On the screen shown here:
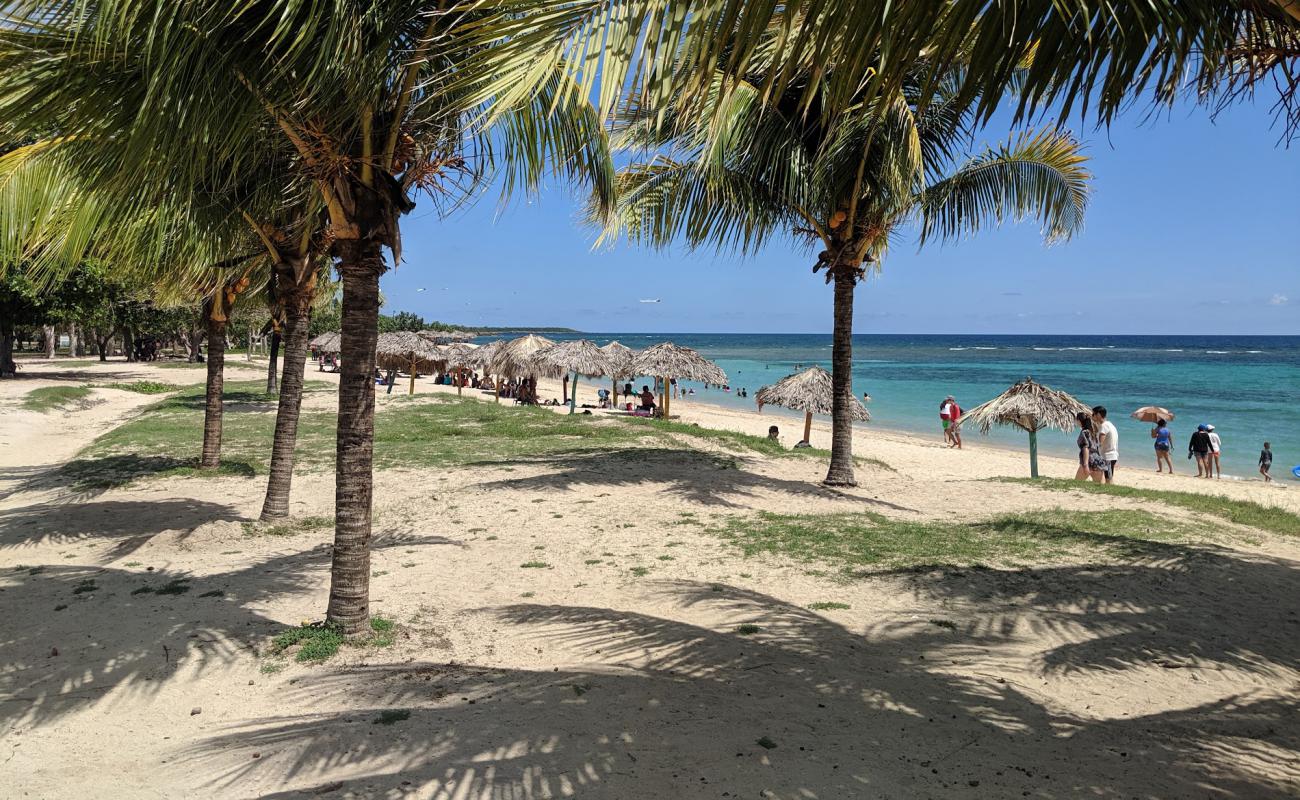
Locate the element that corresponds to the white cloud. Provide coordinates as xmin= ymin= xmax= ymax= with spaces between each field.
xmin=1269 ymin=294 xmax=1289 ymax=306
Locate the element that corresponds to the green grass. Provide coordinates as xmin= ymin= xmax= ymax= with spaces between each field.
xmin=708 ymin=508 xmax=1206 ymax=574
xmin=72 ymin=579 xmax=97 ymax=594
xmin=268 ymin=616 xmax=397 ymax=664
xmin=629 ymin=566 xmax=650 ymax=577
xmin=242 ymin=516 xmax=333 ymax=538
xmin=133 ymin=579 xmax=191 ymax=596
xmin=520 ymin=561 xmax=550 ymax=569
xmin=66 ymin=384 xmax=893 ymax=493
xmin=808 ymin=601 xmax=851 ymax=611
xmin=100 ymin=380 xmax=180 ymax=395
xmin=998 ymin=477 xmax=1300 ymax=538
xmin=373 ymin=709 xmax=411 ymax=725
xmin=23 ymin=385 xmax=93 ymax=412
xmin=735 ymin=624 xmax=762 ymax=635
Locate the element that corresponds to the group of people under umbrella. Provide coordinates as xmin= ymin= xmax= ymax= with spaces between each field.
xmin=309 ymin=330 xmax=1182 ymax=478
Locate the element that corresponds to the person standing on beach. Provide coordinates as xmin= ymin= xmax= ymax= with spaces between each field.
xmin=1152 ymin=418 xmax=1174 ymax=473
xmin=1093 ymin=406 xmax=1118 ymax=483
xmin=949 ymin=396 xmax=963 ymax=449
xmin=1259 ymin=442 xmax=1272 ymax=481
xmin=1206 ymin=424 xmax=1222 ymax=479
xmin=1076 ymin=412 xmax=1107 ymax=483
xmin=1189 ymin=424 xmax=1213 ymax=478
xmin=939 ymin=398 xmax=954 ymax=445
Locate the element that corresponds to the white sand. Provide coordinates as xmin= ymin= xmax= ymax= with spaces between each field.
xmin=2 ymin=356 xmax=1297 ymax=799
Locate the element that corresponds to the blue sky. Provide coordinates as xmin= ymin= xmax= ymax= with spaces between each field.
xmin=385 ymin=98 xmax=1298 ymax=335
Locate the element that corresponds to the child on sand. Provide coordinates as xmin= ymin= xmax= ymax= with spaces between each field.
xmin=1259 ymin=442 xmax=1272 ymax=482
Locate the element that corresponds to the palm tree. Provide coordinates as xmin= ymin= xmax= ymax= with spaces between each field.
xmin=0 ymin=1 xmax=612 ymax=635
xmin=599 ymin=57 xmax=1090 ymax=486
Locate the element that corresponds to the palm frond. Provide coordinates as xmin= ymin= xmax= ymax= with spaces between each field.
xmin=918 ymin=128 xmax=1091 ymax=246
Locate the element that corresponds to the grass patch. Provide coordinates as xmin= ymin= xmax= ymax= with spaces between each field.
xmin=54 ymin=604 xmax=68 ymax=611
xmin=520 ymin=561 xmax=550 ymax=569
xmin=23 ymin=385 xmax=92 ymax=412
xmin=71 ymin=580 xmax=97 ymax=594
xmin=584 ymin=559 xmax=603 ymax=565
xmin=629 ymin=566 xmax=650 ymax=577
xmin=199 ymin=589 xmax=225 ymax=598
xmin=260 ymin=660 xmax=286 ymax=675
xmin=657 ymin=555 xmax=675 ymax=561
xmin=373 ymin=709 xmax=411 ymax=725
xmin=735 ymin=624 xmax=762 ymax=635
xmin=123 ymin=561 xmax=142 ymax=567
xmin=708 ymin=508 xmax=1204 ymax=573
xmin=808 ymin=601 xmax=851 ymax=611
xmin=270 ymin=623 xmax=346 ymax=663
xmin=269 ymin=616 xmax=397 ymax=664
xmin=999 ymin=477 xmax=1300 ymax=538
xmin=243 ymin=515 xmax=332 ymax=538
xmin=101 ymin=380 xmax=180 ymax=395
xmin=756 ymin=736 xmax=778 ymax=749
xmin=929 ymin=619 xmax=957 ymax=630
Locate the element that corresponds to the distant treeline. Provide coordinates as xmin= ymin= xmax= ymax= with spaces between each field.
xmin=309 ymin=307 xmax=575 ymax=337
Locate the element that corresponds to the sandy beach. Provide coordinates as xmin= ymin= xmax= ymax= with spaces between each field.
xmin=2 ymin=356 xmax=1298 ymax=799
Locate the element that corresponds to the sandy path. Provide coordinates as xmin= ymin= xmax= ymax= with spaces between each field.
xmin=1 ymin=356 xmax=1297 ymax=799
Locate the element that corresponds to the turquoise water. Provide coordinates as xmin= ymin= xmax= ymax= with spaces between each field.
xmin=484 ymin=333 xmax=1300 ymax=479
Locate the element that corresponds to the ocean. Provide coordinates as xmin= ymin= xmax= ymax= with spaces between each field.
xmin=491 ymin=333 xmax=1300 ymax=480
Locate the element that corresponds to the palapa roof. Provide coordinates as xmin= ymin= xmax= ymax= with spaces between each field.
xmin=755 ymin=366 xmax=870 ymax=421
xmin=468 ymin=339 xmax=501 ymax=369
xmin=531 ymin=339 xmax=611 ymax=378
xmin=439 ymin=342 xmax=478 ymax=368
xmin=418 ymin=329 xmax=477 ymax=345
xmin=309 ymin=331 xmax=341 ymax=352
xmin=631 ymin=342 xmax=727 ymax=384
xmin=375 ymin=331 xmax=445 ymax=372
xmin=489 ymin=334 xmax=556 ymax=378
xmin=959 ymin=377 xmax=1090 ymax=434
xmin=600 ymin=341 xmax=637 ymax=378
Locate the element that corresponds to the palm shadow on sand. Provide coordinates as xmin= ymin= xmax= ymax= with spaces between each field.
xmin=0 ymin=531 xmax=462 ymax=735
xmin=473 ymin=447 xmax=915 ymax=512
xmin=179 ymin=542 xmax=1299 ymax=799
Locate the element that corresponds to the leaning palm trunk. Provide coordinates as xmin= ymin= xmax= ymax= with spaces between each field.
xmin=328 ymin=241 xmax=383 ymax=635
xmin=199 ymin=311 xmax=226 ymax=469
xmin=259 ymin=278 xmax=312 ymax=521
xmin=824 ymin=268 xmax=857 ymax=486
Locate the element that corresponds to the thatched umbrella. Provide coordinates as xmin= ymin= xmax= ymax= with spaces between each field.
xmin=309 ymin=331 xmax=340 ymax=353
xmin=756 ymin=366 xmax=870 ymax=446
xmin=488 ymin=334 xmax=555 ymax=403
xmin=375 ymin=331 xmax=445 ymax=395
xmin=531 ymin=339 xmax=610 ymax=414
xmin=631 ymin=342 xmax=727 ymax=418
xmin=958 ymin=377 xmax=1091 ymax=478
xmin=601 ymin=341 xmax=636 ymax=406
xmin=418 ymin=329 xmax=477 ymax=345
xmin=439 ymin=342 xmax=478 ymax=396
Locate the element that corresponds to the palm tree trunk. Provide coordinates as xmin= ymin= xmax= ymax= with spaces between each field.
xmin=43 ymin=325 xmax=55 ymax=358
xmin=69 ymin=322 xmax=81 ymax=356
xmin=123 ymin=326 xmax=136 ymax=363
xmin=327 ymin=240 xmax=383 ymax=635
xmin=824 ymin=269 xmax=857 ymax=486
xmin=266 ymin=330 xmax=281 ymax=394
xmin=199 ymin=312 xmax=226 ymax=468
xmin=259 ymin=292 xmax=311 ymax=520
xmin=0 ymin=317 xmax=16 ymax=377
